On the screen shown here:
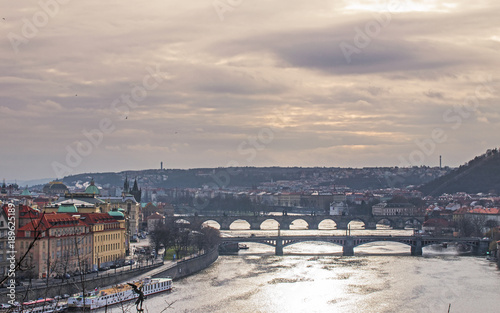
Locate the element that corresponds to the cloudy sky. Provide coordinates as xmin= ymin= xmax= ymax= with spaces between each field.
xmin=1 ymin=0 xmax=499 ymax=181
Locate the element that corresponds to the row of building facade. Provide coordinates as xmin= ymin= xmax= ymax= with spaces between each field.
xmin=1 ymin=203 xmax=126 ymax=279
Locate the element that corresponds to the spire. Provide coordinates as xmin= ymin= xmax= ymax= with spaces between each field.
xmin=130 ymin=178 xmax=141 ymax=202
xmin=123 ymin=176 xmax=130 ymax=193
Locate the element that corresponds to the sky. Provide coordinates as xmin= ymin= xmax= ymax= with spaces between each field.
xmin=1 ymin=0 xmax=499 ymax=181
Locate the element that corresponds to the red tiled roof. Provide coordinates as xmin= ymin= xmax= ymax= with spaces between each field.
xmin=78 ymin=213 xmax=119 ymax=224
xmin=18 ymin=212 xmax=85 ymax=232
xmin=423 ymin=218 xmax=451 ymax=227
xmin=468 ymin=207 xmax=500 ymax=214
xmin=454 ymin=207 xmax=500 ymax=215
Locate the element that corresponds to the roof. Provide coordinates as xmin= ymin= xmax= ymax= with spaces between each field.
xmin=78 ymin=213 xmax=122 ymax=226
xmin=146 ymin=212 xmax=164 ymax=220
xmin=56 ymin=195 xmax=105 ymax=205
xmin=18 ymin=213 xmax=86 ymax=232
xmin=468 ymin=207 xmax=500 ymax=215
xmin=85 ymin=185 xmax=100 ymax=195
xmin=423 ymin=218 xmax=451 ymax=227
xmin=108 ymin=210 xmax=125 ymax=219
xmin=57 ymin=203 xmax=78 ymax=213
xmin=99 ymin=195 xmax=138 ymax=204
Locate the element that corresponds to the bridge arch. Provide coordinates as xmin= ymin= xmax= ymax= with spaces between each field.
xmin=347 ymin=219 xmax=366 ymax=229
xmin=353 ymin=240 xmax=413 ymax=254
xmin=261 ymin=218 xmax=280 ymax=230
xmin=404 ymin=218 xmax=422 ymax=229
xmin=201 ymin=220 xmax=221 ymax=229
xmin=318 ymin=219 xmax=337 ymax=230
xmin=375 ymin=218 xmax=394 ymax=229
xmin=289 ymin=218 xmax=309 ymax=230
xmin=229 ymin=219 xmax=251 ymax=230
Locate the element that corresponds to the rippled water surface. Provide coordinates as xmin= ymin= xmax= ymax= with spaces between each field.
xmin=97 ymin=236 xmax=500 ymax=313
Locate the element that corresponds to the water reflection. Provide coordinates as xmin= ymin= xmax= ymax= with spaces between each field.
xmin=95 ymin=219 xmax=500 ymax=313
xmin=102 ymin=253 xmax=500 ymax=313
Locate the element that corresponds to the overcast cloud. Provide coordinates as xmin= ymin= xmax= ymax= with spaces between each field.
xmin=1 ymin=0 xmax=499 ymax=180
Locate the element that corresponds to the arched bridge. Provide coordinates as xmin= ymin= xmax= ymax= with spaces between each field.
xmin=171 ymin=214 xmax=425 ymax=230
xmin=220 ymin=235 xmax=490 ymax=256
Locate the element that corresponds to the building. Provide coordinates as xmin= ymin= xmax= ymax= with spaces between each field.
xmin=42 ymin=181 xmax=69 ymax=195
xmin=142 ymin=202 xmax=159 ymax=220
xmin=79 ymin=213 xmax=126 ymax=270
xmin=99 ymin=194 xmax=142 ymax=254
xmin=53 ymin=193 xmax=107 ymax=213
xmin=422 ymin=218 xmax=454 ymax=235
xmin=330 ymin=201 xmax=349 ymax=215
xmin=16 ymin=213 xmax=92 ymax=279
xmin=84 ymin=178 xmax=100 ymax=195
xmin=44 ymin=198 xmax=100 ymax=214
xmin=0 ymin=205 xmax=10 ymax=279
xmin=273 ymin=193 xmax=301 ymax=207
xmin=146 ymin=212 xmax=165 ymax=232
xmin=372 ymin=202 xmax=417 ymax=216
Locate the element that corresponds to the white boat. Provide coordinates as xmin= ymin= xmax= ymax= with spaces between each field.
xmin=67 ymin=277 xmax=172 ymax=310
xmin=16 ymin=298 xmax=67 ymax=313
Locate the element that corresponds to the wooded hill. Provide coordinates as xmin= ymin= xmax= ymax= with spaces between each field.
xmin=419 ymin=148 xmax=500 ymax=196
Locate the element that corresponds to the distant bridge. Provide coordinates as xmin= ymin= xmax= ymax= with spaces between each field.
xmin=220 ymin=235 xmax=490 ymax=256
xmin=171 ymin=214 xmax=425 ymax=230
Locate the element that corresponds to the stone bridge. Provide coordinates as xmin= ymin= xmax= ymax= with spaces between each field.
xmin=171 ymin=214 xmax=425 ymax=230
xmin=220 ymin=235 xmax=490 ymax=256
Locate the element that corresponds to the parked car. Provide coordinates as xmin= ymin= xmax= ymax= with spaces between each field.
xmin=0 ymin=303 xmax=12 ymax=309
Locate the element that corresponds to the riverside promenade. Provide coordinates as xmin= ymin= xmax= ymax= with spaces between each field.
xmin=1 ymin=249 xmax=219 ymax=303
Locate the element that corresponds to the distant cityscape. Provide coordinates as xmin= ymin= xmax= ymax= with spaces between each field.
xmin=2 ymin=149 xmax=500 ymax=282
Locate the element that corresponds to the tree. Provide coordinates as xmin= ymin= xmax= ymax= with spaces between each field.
xmin=456 ymin=215 xmax=487 ymax=237
xmin=199 ymin=226 xmax=221 ymax=250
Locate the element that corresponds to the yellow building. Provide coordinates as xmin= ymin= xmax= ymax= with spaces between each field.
xmin=99 ymin=195 xmax=142 ymax=254
xmin=79 ymin=213 xmax=126 ymax=269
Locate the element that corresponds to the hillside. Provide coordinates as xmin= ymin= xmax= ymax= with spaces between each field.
xmin=59 ymin=166 xmax=449 ymax=191
xmin=419 ymin=148 xmax=500 ymax=196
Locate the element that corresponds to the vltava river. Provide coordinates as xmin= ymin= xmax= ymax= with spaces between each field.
xmin=101 ymin=245 xmax=500 ymax=313
xmin=99 ymin=221 xmax=500 ymax=313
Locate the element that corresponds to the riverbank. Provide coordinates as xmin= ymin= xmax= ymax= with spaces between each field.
xmin=1 ymin=248 xmax=219 ymax=305
xmin=0 ymin=262 xmax=164 ymax=303
xmin=149 ymin=248 xmax=219 ymax=281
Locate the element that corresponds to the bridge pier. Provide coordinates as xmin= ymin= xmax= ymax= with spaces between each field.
xmin=336 ymin=221 xmax=348 ymax=230
xmin=308 ymin=222 xmax=319 ymax=230
xmin=279 ymin=223 xmax=290 ymax=230
xmin=343 ymin=237 xmax=354 ymax=256
xmin=473 ymin=239 xmax=490 ymax=256
xmin=220 ymin=222 xmax=231 ymax=231
xmin=411 ymin=238 xmax=422 ymax=256
xmin=275 ymin=238 xmax=283 ymax=256
xmin=250 ymin=222 xmax=261 ymax=230
xmin=365 ymin=222 xmax=377 ymax=230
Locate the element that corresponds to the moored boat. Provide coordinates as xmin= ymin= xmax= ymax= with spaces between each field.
xmin=16 ymin=298 xmax=67 ymax=313
xmin=67 ymin=277 xmax=172 ymax=310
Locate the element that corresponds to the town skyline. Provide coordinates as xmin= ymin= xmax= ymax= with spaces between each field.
xmin=2 ymin=1 xmax=499 ymax=181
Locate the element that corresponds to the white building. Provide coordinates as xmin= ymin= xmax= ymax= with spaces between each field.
xmin=330 ymin=201 xmax=348 ymax=215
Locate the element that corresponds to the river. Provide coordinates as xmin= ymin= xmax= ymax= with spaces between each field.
xmin=97 ymin=221 xmax=500 ymax=313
